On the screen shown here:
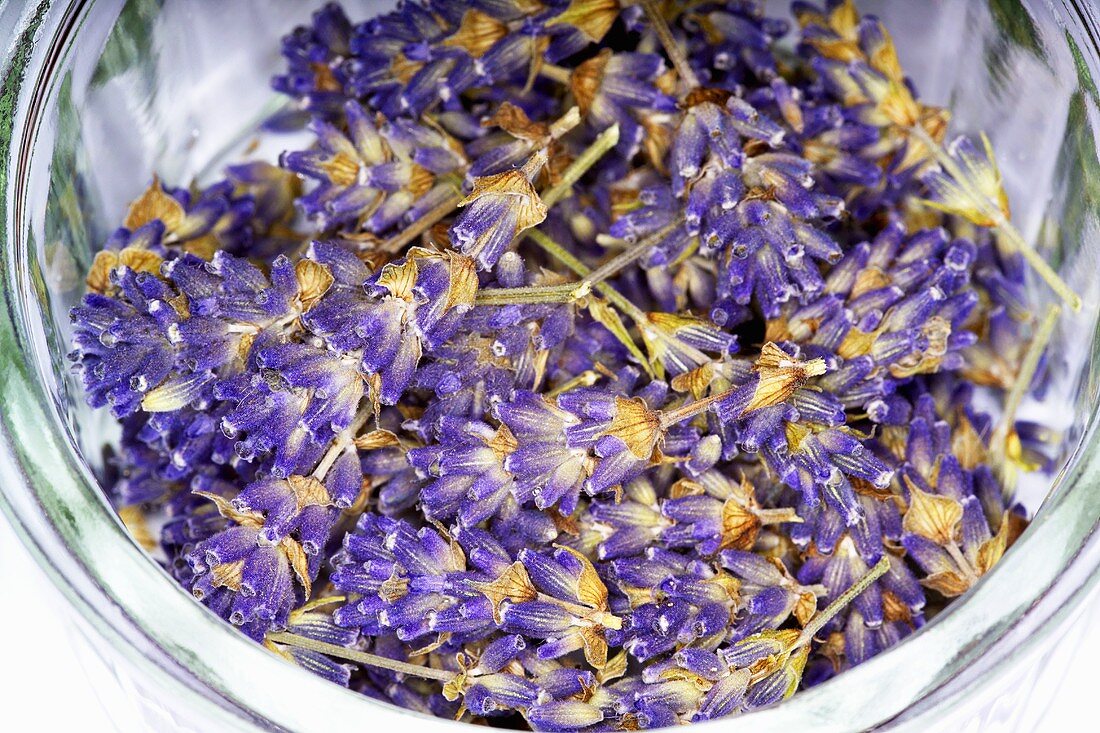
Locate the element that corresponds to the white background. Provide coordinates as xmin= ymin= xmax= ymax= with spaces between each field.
xmin=0 ymin=522 xmax=1095 ymax=731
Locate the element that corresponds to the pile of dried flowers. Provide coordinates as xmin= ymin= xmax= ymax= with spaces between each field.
xmin=69 ymin=1 xmax=1072 ymax=728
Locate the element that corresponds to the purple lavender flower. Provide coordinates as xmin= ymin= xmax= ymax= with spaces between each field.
xmin=495 ymin=374 xmax=672 ymax=515
xmin=409 ymin=419 xmax=517 ymax=525
xmin=70 ymin=250 xmax=299 ymax=419
xmin=301 ymin=245 xmax=479 ymax=404
xmin=281 ymin=100 xmax=465 ymax=232
xmin=72 ymin=0 xmax=1052 ymax=723
xmin=187 ymin=449 xmax=364 ymax=636
xmin=451 ymin=150 xmax=549 ymax=269
xmin=606 ymin=548 xmax=739 ymax=660
xmin=331 ymin=515 xmax=623 ymax=668
xmin=570 ymin=51 xmax=678 ymax=159
xmin=271 ymin=2 xmax=356 ymax=122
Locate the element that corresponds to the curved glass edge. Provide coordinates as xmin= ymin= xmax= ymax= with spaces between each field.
xmin=0 ymin=3 xmax=1097 ymax=733
xmin=0 ymin=5 xmax=271 ymax=730
xmin=883 ymin=585 xmax=1100 ymax=731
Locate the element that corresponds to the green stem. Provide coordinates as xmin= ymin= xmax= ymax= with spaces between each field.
xmin=658 ymin=384 xmax=739 ymax=428
xmin=546 ymin=370 xmax=601 ymax=398
xmin=526 ymin=228 xmax=590 ymax=278
xmin=574 ymin=220 xmax=684 ymax=298
xmin=524 ymin=229 xmax=711 ymax=366
xmin=539 ymin=63 xmax=573 ymax=85
xmin=381 ymin=192 xmax=463 ymax=253
xmin=541 ymin=124 xmax=620 ymax=208
xmin=526 ymin=229 xmax=646 ymax=320
xmin=991 ymin=302 xmax=1061 ymax=487
xmin=549 ymin=106 xmax=582 ymax=139
xmin=267 ymin=632 xmax=453 ymax=681
xmin=474 ymin=283 xmax=580 ymax=306
xmin=312 ymin=410 xmax=372 ymax=480
xmin=639 ymin=0 xmax=700 ymax=91
xmin=996 ymin=223 xmax=1081 ymax=312
xmin=797 ymin=555 xmax=890 ymax=647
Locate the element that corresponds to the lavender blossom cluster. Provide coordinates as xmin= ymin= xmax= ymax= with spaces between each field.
xmin=69 ymin=1 xmax=1065 ymax=729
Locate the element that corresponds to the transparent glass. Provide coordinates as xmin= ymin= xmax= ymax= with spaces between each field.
xmin=1 ymin=0 xmax=1099 ymax=730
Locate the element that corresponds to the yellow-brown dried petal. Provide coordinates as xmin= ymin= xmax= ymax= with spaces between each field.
xmin=485 ymin=423 xmax=519 ymax=462
xmin=571 ymin=49 xmax=610 ymax=115
xmin=850 ymin=267 xmax=892 ymax=299
xmin=976 ymin=514 xmax=1011 ymax=575
xmin=597 ymin=649 xmax=628 ymax=684
xmin=405 ymin=163 xmax=436 ymax=198
xmin=469 ymin=561 xmax=538 ymax=623
xmin=868 ymin=22 xmax=904 ymax=82
xmin=745 ymin=343 xmax=827 ymax=414
xmin=460 ymin=169 xmax=549 ymax=232
xmin=484 ymin=101 xmax=551 ymax=142
xmin=755 ymin=342 xmax=824 ymax=374
xmin=441 ymin=670 xmax=468 ymax=702
xmin=379 ymin=572 xmax=410 ymax=603
xmin=764 ymin=317 xmax=792 ymax=343
xmin=785 ymin=421 xmax=813 ymax=453
xmin=211 ymin=560 xmax=245 ymax=592
xmin=376 ymin=257 xmax=419 ymax=301
xmin=902 ymin=483 xmax=963 ymax=546
xmin=720 ymin=498 xmax=761 ymax=551
xmin=881 ymin=590 xmax=912 ymax=624
xmin=670 ymin=363 xmax=716 ymax=399
xmin=288 ymin=474 xmax=333 ymax=512
xmin=354 ymin=429 xmax=402 ymax=451
xmin=193 ymin=490 xmax=254 ymax=526
xmin=836 ymin=327 xmax=878 ymax=359
xmin=792 ymin=591 xmax=818 ymax=627
xmin=603 ymin=396 xmax=663 ymax=460
xmin=86 ymin=250 xmax=119 ymax=293
xmin=920 ymin=569 xmax=970 ymax=597
xmin=878 ymin=80 xmax=922 ymax=128
xmin=557 ymin=545 xmax=609 ymax=611
xmin=168 ymin=293 xmax=191 ymax=320
xmin=118 ymin=504 xmax=156 ymax=551
xmin=669 ymin=478 xmax=705 ymax=499
xmin=808 ymin=37 xmax=863 ymax=63
xmin=391 ymin=53 xmax=424 ymax=84
xmin=580 ymin=625 xmax=609 ymax=669
xmin=441 ymin=251 xmax=479 ymax=311
xmin=322 ymin=152 xmax=362 ymax=188
xmin=119 ymin=246 xmax=164 ymax=276
xmin=951 ymin=413 xmax=988 ymax=471
xmin=442 ymin=10 xmax=509 ymax=58
xmin=125 ymin=176 xmax=186 ymax=231
xmin=547 ymin=0 xmax=620 ymax=43
xmin=295 ymin=259 xmax=334 ymax=311
xmin=281 ymin=536 xmax=313 ymax=597
xmin=408 ymin=633 xmax=452 ymax=657
xmin=429 ymin=520 xmax=467 ymax=572
xmin=183 ymin=233 xmax=220 ymax=260
xmin=851 ymin=476 xmax=897 ymax=502
xmin=828 ymin=0 xmax=860 ymax=38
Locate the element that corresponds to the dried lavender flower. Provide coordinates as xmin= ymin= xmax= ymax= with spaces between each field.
xmin=67 ymin=0 xmax=1073 ymax=727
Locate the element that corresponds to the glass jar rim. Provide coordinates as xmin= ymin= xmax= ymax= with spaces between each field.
xmin=1 ymin=1 xmax=1098 ymax=730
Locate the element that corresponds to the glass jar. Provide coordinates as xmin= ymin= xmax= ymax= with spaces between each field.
xmin=1 ymin=1 xmax=1098 ymax=730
